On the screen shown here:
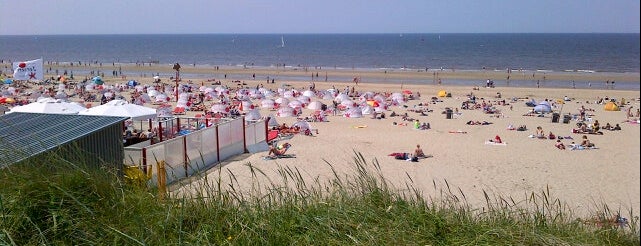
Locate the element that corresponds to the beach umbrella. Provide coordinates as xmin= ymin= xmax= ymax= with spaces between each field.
xmin=3 ymin=79 xmax=12 ymax=84
xmin=9 ymin=97 xmax=86 ymax=115
xmin=78 ymin=99 xmax=157 ymax=121
xmin=437 ymin=90 xmax=447 ymax=97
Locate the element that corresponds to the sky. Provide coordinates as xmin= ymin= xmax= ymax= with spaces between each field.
xmin=0 ymin=0 xmax=639 ymax=35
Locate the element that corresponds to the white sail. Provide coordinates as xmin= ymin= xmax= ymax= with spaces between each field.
xmin=281 ymin=36 xmax=285 ymax=48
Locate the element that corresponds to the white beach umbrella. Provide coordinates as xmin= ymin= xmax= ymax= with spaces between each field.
xmin=78 ymin=99 xmax=156 ymax=121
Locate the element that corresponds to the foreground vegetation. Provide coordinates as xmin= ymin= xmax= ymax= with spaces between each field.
xmin=1 ymin=152 xmax=638 ymax=245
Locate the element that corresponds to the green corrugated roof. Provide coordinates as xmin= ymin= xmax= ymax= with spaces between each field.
xmin=0 ymin=112 xmax=128 ymax=165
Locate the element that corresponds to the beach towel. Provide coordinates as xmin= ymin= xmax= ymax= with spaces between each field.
xmin=449 ymin=130 xmax=468 ymax=134
xmin=569 ymin=145 xmax=598 ymax=150
xmin=263 ymin=154 xmax=296 ymax=160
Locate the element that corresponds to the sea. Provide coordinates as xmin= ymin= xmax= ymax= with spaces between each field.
xmin=1 ymin=33 xmax=639 ymax=90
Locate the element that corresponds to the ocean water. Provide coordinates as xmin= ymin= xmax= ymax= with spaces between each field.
xmin=1 ymin=33 xmax=639 ymax=89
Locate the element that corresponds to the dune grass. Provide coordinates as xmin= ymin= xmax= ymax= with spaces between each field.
xmin=1 ymin=151 xmax=638 ymax=245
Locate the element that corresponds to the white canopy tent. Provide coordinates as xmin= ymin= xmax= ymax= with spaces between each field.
xmin=8 ymin=97 xmax=86 ymax=115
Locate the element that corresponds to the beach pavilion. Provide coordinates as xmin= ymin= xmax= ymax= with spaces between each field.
xmin=0 ymin=112 xmax=128 ymax=170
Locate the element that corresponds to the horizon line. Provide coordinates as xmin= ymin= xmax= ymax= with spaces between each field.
xmin=1 ymin=32 xmax=640 ymax=36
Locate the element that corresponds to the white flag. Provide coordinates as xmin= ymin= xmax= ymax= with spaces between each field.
xmin=13 ymin=58 xmax=44 ymax=81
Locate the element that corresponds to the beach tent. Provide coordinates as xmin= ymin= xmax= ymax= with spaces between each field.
xmin=210 ymin=103 xmax=229 ymax=114
xmin=244 ymin=108 xmax=262 ymax=121
xmin=274 ymin=97 xmax=289 ymax=105
xmin=92 ymin=76 xmax=104 ymax=85
xmin=9 ymin=97 xmax=86 ymax=115
xmin=292 ymin=120 xmax=313 ymax=131
xmin=267 ymin=114 xmax=279 ymax=127
xmin=604 ymin=101 xmax=620 ymax=111
xmin=437 ymin=90 xmax=447 ymax=97
xmin=282 ymin=90 xmax=295 ymax=98
xmin=78 ymin=99 xmax=157 ymax=121
xmin=343 ymin=107 xmax=363 ymax=118
xmin=361 ymin=105 xmax=374 ymax=115
xmin=276 ymin=106 xmax=295 ymax=117
xmin=533 ymin=101 xmax=552 ymax=113
xmin=297 ymin=95 xmax=311 ymax=104
xmin=302 ymin=90 xmax=316 ymax=98
xmin=288 ymin=100 xmax=304 ymax=110
xmin=307 ymin=101 xmax=323 ymax=110
xmin=261 ymin=99 xmax=277 ymax=109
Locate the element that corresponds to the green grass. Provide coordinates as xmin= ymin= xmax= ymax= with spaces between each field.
xmin=1 ymin=151 xmax=639 ymax=245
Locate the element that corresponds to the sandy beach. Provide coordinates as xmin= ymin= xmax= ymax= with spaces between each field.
xmin=4 ymin=64 xmax=640 ymax=219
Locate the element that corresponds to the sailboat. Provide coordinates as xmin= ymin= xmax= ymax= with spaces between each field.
xmin=281 ymin=35 xmax=285 ymax=48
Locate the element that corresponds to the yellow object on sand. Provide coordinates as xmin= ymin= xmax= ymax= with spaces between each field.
xmin=353 ymin=125 xmax=368 ymax=128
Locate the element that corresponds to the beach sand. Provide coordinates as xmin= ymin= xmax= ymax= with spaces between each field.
xmin=13 ymin=64 xmax=640 ymax=219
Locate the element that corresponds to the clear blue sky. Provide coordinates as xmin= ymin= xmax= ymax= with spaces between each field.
xmin=1 ymin=0 xmax=639 ymax=35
